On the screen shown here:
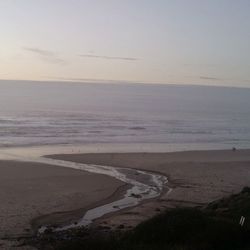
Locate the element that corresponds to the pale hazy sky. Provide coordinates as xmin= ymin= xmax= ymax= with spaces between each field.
xmin=1 ymin=0 xmax=250 ymax=87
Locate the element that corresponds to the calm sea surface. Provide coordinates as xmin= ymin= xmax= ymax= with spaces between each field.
xmin=0 ymin=80 xmax=250 ymax=149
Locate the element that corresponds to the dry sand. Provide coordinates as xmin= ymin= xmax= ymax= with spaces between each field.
xmin=49 ymin=149 xmax=250 ymax=229
xmin=0 ymin=160 xmax=123 ymax=249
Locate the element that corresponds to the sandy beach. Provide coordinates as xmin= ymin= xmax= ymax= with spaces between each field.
xmin=48 ymin=149 xmax=250 ymax=229
xmin=1 ymin=149 xmax=250 ymax=249
xmin=0 ymin=160 xmax=123 ymax=249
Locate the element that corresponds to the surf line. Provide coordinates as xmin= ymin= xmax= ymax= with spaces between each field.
xmin=29 ymin=156 xmax=169 ymax=233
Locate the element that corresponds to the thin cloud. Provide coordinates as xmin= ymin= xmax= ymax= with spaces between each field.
xmin=200 ymin=76 xmax=222 ymax=81
xmin=23 ymin=47 xmax=66 ymax=64
xmin=47 ymin=76 xmax=136 ymax=84
xmin=24 ymin=47 xmax=54 ymax=56
xmin=183 ymin=63 xmax=217 ymax=68
xmin=79 ymin=54 xmax=138 ymax=61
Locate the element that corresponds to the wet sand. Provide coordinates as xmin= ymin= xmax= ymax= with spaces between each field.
xmin=0 ymin=160 xmax=123 ymax=249
xmin=49 ymin=149 xmax=250 ymax=229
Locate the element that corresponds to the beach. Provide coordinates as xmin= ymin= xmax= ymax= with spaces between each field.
xmin=1 ymin=149 xmax=250 ymax=249
xmin=48 ymin=149 xmax=250 ymax=229
xmin=0 ymin=160 xmax=123 ymax=249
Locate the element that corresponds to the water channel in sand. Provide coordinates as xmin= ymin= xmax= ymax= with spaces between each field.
xmin=0 ymin=145 xmax=170 ymax=233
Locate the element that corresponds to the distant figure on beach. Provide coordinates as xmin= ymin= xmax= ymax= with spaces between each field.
xmin=232 ymin=147 xmax=236 ymax=151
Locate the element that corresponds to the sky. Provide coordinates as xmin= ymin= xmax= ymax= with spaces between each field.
xmin=0 ymin=0 xmax=250 ymax=87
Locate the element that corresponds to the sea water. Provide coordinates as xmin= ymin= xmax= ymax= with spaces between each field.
xmin=0 ymin=80 xmax=250 ymax=150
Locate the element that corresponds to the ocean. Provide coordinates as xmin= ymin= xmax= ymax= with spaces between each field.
xmin=1 ymin=80 xmax=250 ymax=150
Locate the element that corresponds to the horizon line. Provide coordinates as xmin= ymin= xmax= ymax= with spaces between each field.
xmin=0 ymin=78 xmax=250 ymax=90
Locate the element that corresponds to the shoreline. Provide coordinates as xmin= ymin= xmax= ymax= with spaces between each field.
xmin=2 ymin=143 xmax=250 ymax=161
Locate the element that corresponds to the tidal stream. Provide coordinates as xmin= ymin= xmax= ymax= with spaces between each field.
xmin=0 ymin=147 xmax=169 ymax=233
xmin=34 ymin=157 xmax=168 ymax=233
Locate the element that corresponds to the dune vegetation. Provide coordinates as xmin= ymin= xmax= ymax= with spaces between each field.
xmin=33 ymin=187 xmax=250 ymax=250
